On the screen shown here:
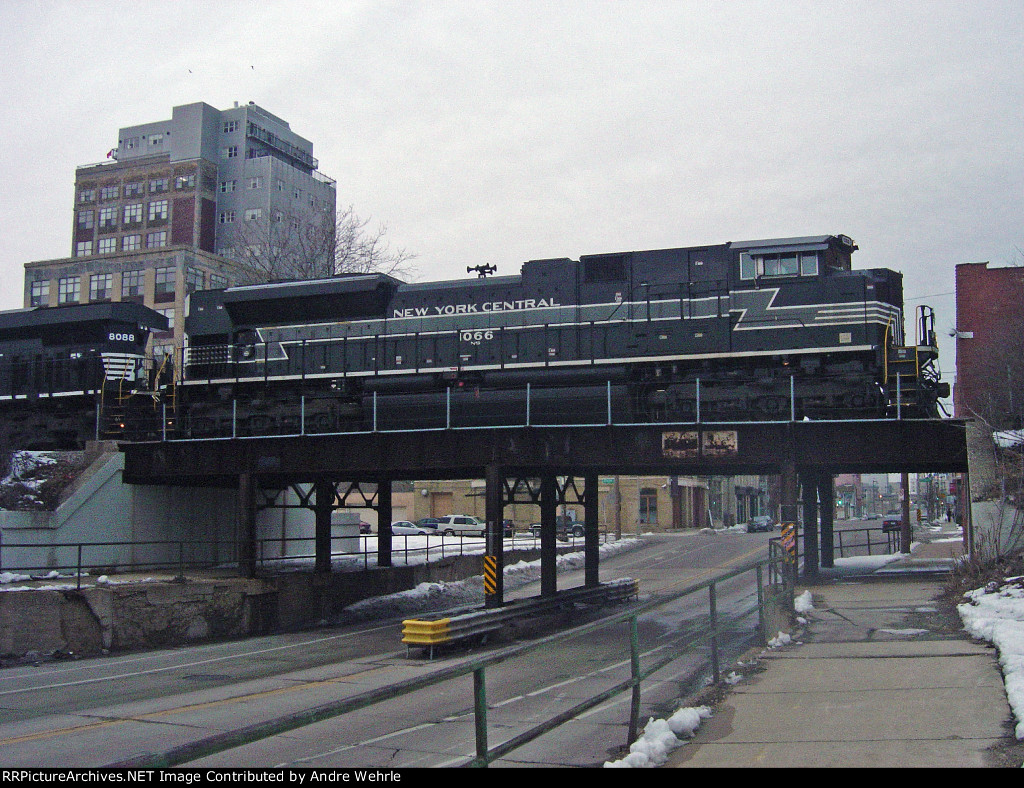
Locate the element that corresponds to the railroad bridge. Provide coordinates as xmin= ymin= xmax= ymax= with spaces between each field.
xmin=120 ymin=417 xmax=969 ymax=606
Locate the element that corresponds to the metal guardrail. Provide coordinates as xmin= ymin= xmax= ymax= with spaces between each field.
xmin=112 ymin=547 xmax=792 ymax=769
xmin=0 ymin=531 xmax=610 ymax=584
xmin=402 ymin=578 xmax=641 ymax=658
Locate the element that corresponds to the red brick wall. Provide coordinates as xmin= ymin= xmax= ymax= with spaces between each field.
xmin=954 ymin=262 xmax=1024 ymax=426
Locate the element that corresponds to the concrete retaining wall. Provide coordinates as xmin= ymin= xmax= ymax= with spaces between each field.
xmin=0 ymin=548 xmax=547 ymax=659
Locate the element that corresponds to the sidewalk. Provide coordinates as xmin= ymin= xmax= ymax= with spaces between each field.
xmin=665 ymin=530 xmax=1024 ymax=768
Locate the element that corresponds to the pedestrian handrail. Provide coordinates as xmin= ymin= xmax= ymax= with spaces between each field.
xmin=110 ymin=547 xmax=792 ymax=769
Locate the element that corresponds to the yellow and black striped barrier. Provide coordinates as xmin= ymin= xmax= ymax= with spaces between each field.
xmin=781 ymin=523 xmax=797 ymax=563
xmin=483 ymin=555 xmax=498 ymax=595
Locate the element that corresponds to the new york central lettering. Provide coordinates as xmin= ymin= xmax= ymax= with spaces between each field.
xmin=393 ymin=298 xmax=561 ymax=319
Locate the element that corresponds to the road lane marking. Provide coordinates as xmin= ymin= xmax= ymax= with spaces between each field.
xmin=0 ymin=624 xmax=397 ymax=696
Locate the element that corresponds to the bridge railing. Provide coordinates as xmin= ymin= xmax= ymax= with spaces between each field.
xmin=118 ymin=376 xmax=938 ymax=443
xmin=112 ymin=547 xmax=794 ymax=769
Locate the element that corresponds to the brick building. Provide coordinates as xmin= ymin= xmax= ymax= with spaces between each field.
xmin=954 ymin=262 xmax=1024 ymax=428
xmin=23 ymin=101 xmax=337 ymax=360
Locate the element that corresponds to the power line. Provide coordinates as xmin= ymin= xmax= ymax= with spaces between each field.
xmin=905 ymin=292 xmax=954 ymax=301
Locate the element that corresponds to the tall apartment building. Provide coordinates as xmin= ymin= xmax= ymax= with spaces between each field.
xmin=23 ymin=101 xmax=337 ymax=358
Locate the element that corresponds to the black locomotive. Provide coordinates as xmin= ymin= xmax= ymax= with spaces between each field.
xmin=177 ymin=234 xmax=948 ymax=437
xmin=0 ymin=234 xmax=948 ymax=448
xmin=0 ymin=302 xmax=167 ymax=450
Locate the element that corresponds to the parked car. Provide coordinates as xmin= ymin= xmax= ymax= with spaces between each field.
xmin=746 ymin=515 xmax=775 ymax=533
xmin=415 ymin=518 xmax=441 ymax=530
xmin=434 ymin=514 xmax=487 ymax=536
xmin=530 ymin=517 xmax=586 ymax=539
xmin=358 ymin=521 xmax=372 ymax=534
xmin=882 ymin=518 xmax=903 ymax=533
xmin=502 ymin=519 xmax=515 ymax=537
xmin=391 ymin=521 xmax=432 ymax=535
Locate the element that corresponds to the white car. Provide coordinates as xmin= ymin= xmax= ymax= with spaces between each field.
xmin=390 ymin=521 xmax=432 ymax=535
xmin=434 ymin=515 xmax=487 ymax=536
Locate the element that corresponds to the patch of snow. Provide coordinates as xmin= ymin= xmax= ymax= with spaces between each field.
xmin=603 ymin=706 xmax=712 ymax=767
xmin=958 ymin=578 xmax=1024 ymax=739
xmin=794 ymin=590 xmax=814 ymax=613
xmin=768 ymin=631 xmax=792 ymax=648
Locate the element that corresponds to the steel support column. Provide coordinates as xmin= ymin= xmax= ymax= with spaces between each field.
xmin=540 ymin=473 xmax=558 ymax=597
xmin=584 ymin=473 xmax=599 ymax=587
xmin=484 ymin=464 xmax=505 ymax=608
xmin=238 ymin=473 xmax=257 ymax=578
xmin=818 ymin=473 xmax=835 ymax=568
xmin=780 ymin=462 xmax=799 ymax=578
xmin=801 ymin=472 xmax=820 ymax=577
xmin=314 ymin=479 xmax=334 ymax=574
xmin=377 ymin=479 xmax=393 ymax=568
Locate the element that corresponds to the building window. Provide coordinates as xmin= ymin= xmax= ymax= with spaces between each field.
xmin=639 ymin=488 xmax=658 ymax=525
xmin=154 ymin=266 xmax=176 ymax=301
xmin=293 ymin=188 xmax=302 ymax=200
xmin=155 ymin=308 xmax=176 ymax=338
xmin=78 ymin=188 xmax=96 ymax=203
xmin=122 ymin=234 xmax=141 ymax=251
xmin=150 ymin=177 xmax=168 ymax=194
xmin=98 ymin=206 xmax=118 ymax=231
xmin=122 ymin=270 xmax=144 ymax=299
xmin=275 ymin=179 xmax=285 ymax=192
xmin=124 ymin=182 xmax=144 ymax=198
xmin=77 ymin=210 xmax=94 ymax=230
xmin=223 ymin=146 xmax=238 ymax=159
xmin=185 ymin=267 xmax=205 ymax=293
xmin=146 ymin=231 xmax=167 ymax=248
xmin=99 ymin=185 xmax=119 ymax=201
xmin=58 ymin=276 xmax=80 ymax=304
xmin=219 ymin=211 xmax=235 ymax=224
xmin=98 ymin=237 xmax=116 ymax=254
xmin=123 ymin=203 xmax=143 ymax=225
xmin=223 ymin=120 xmax=238 ymax=134
xmin=174 ymin=173 xmax=195 ymax=190
xmin=89 ymin=273 xmax=112 ymax=302
xmin=75 ymin=240 xmax=93 ymax=257
xmin=219 ymin=180 xmax=236 ymax=193
xmin=149 ymin=134 xmax=164 ymax=146
xmin=244 ymin=208 xmax=262 ymax=222
xmin=149 ymin=199 xmax=169 ymax=222
xmin=123 ymin=136 xmax=140 ymax=150
xmin=30 ymin=280 xmax=50 ymax=307
xmin=209 ymin=273 xmax=228 ymax=289
xmin=249 ymin=177 xmax=263 ymax=190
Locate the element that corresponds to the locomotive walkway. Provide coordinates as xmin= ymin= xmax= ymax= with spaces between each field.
xmin=664 ymin=535 xmax=1023 ymax=768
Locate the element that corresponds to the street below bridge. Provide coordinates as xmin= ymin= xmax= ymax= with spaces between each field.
xmin=0 ymin=529 xmax=779 ymax=768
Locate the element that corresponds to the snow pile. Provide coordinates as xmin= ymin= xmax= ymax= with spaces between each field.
xmin=603 ymin=706 xmax=712 ymax=768
xmin=958 ymin=576 xmax=1024 ymax=739
xmin=767 ymin=631 xmax=792 ymax=648
xmin=794 ymin=591 xmax=814 ymax=613
xmin=994 ymin=430 xmax=1024 ymax=449
xmin=341 ymin=538 xmax=643 ymax=621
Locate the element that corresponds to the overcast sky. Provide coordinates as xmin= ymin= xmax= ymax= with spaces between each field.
xmin=2 ymin=0 xmax=1022 ymax=385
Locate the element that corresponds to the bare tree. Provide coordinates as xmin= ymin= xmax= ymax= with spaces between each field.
xmin=226 ymin=204 xmax=415 ymax=285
